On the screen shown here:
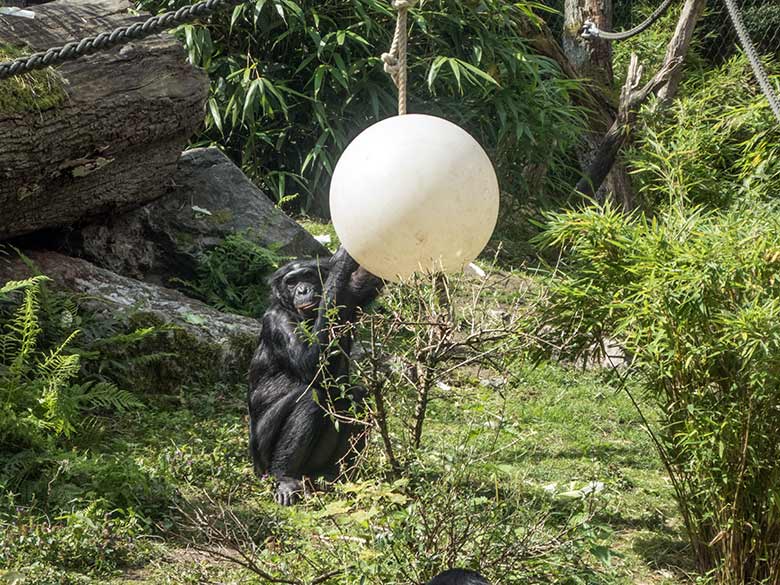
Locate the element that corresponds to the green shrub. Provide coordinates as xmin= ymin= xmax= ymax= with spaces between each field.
xmin=138 ymin=0 xmax=582 ymax=213
xmin=626 ymin=54 xmax=780 ymax=211
xmin=538 ymin=200 xmax=780 ymax=581
xmin=0 ymin=499 xmax=147 ymax=579
xmin=176 ymin=233 xmax=283 ymax=317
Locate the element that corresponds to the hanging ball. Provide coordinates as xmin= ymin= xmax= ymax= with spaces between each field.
xmin=329 ymin=114 xmax=499 ymax=282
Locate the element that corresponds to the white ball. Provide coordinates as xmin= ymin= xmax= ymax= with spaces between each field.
xmin=329 ymin=114 xmax=499 ymax=282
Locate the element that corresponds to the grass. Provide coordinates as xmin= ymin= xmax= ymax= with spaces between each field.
xmin=1 ymin=358 xmax=690 ymax=584
xmin=0 ymin=44 xmax=67 ymax=114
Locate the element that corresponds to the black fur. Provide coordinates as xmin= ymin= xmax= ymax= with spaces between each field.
xmin=427 ymin=569 xmax=490 ymax=585
xmin=248 ymin=247 xmax=382 ymax=505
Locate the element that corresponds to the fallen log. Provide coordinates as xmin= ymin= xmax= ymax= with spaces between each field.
xmin=0 ymin=0 xmax=208 ymax=240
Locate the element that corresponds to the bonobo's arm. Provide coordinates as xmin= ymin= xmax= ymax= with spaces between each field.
xmin=255 ymin=249 xmax=380 ymax=385
xmin=252 ymin=307 xmax=319 ymax=383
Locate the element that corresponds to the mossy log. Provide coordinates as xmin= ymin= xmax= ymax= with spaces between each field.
xmin=0 ymin=0 xmax=208 ymax=240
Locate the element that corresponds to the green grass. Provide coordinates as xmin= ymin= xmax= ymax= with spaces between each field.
xmin=1 ymin=358 xmax=691 ymax=584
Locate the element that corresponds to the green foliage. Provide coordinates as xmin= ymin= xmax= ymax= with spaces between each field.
xmin=0 ymin=498 xmax=148 ymax=580
xmin=0 ymin=278 xmax=140 ymax=453
xmin=0 ymin=44 xmax=67 ymax=114
xmin=538 ymin=200 xmax=780 ymax=581
xmin=626 ymin=55 xmax=780 ymax=211
xmin=138 ymin=0 xmax=582 ymax=211
xmin=177 ymin=233 xmax=283 ymax=317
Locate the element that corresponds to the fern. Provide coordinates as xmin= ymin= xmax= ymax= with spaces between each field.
xmin=0 ymin=275 xmax=50 ymax=298
xmin=0 ymin=277 xmax=143 ymax=450
xmin=6 ymin=282 xmax=43 ymax=385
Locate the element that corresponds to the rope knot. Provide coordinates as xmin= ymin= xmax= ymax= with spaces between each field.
xmin=381 ymin=52 xmax=400 ymax=79
xmin=382 ymin=0 xmax=414 ymax=115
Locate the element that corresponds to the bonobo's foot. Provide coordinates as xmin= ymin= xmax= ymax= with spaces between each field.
xmin=275 ymin=477 xmax=304 ymax=506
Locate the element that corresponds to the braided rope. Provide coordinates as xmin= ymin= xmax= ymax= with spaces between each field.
xmin=722 ymin=0 xmax=780 ymax=124
xmin=380 ymin=0 xmax=416 ymax=115
xmin=0 ymin=0 xmax=240 ymax=81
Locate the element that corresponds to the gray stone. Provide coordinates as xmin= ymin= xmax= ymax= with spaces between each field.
xmin=0 ymin=250 xmax=260 ymax=386
xmin=71 ymin=148 xmax=329 ymax=285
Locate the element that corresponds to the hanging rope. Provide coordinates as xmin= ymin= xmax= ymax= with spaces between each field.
xmin=722 ymin=0 xmax=780 ymax=124
xmin=380 ymin=0 xmax=416 ymax=115
xmin=581 ymin=0 xmax=677 ymax=41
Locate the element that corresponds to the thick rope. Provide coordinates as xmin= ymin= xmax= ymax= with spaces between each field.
xmin=0 ymin=0 xmax=241 ymax=81
xmin=581 ymin=0 xmax=677 ymax=41
xmin=722 ymin=0 xmax=780 ymax=124
xmin=380 ymin=0 xmax=416 ymax=115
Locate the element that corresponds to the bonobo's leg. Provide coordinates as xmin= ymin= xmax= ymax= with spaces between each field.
xmin=269 ymin=395 xmax=328 ymax=506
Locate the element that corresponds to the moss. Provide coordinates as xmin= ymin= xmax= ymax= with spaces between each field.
xmin=126 ymin=312 xmax=256 ymax=392
xmin=208 ymin=208 xmax=234 ymax=225
xmin=0 ymin=44 xmax=67 ymax=114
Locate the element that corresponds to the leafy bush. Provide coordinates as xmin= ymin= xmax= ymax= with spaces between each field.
xmin=626 ymin=54 xmax=780 ymax=211
xmin=0 ymin=499 xmax=147 ymax=579
xmin=538 ymin=200 xmax=780 ymax=581
xmin=138 ymin=0 xmax=582 ymax=213
xmin=176 ymin=233 xmax=283 ymax=317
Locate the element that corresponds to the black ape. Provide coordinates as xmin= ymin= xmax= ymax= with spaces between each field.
xmin=248 ymin=248 xmax=382 ymax=505
xmin=427 ymin=569 xmax=490 ymax=585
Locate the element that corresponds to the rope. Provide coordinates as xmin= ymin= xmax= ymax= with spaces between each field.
xmin=0 ymin=0 xmax=240 ymax=81
xmin=581 ymin=0 xmax=677 ymax=41
xmin=722 ymin=0 xmax=780 ymax=124
xmin=380 ymin=0 xmax=416 ymax=115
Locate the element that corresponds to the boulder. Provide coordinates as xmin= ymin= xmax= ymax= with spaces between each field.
xmin=0 ymin=250 xmax=260 ymax=387
xmin=69 ymin=148 xmax=329 ymax=285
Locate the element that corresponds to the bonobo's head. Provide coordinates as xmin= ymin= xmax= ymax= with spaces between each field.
xmin=270 ymin=259 xmax=329 ymax=319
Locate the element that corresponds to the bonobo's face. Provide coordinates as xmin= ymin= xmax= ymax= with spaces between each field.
xmin=274 ymin=261 xmax=326 ymax=318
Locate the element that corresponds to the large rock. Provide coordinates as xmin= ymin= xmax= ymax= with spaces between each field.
xmin=0 ymin=250 xmax=260 ymax=387
xmin=69 ymin=148 xmax=329 ymax=285
xmin=0 ymin=0 xmax=208 ymax=240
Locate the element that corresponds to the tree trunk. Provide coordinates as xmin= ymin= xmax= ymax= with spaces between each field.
xmin=577 ymin=0 xmax=706 ymax=198
xmin=0 ymin=0 xmax=208 ymax=240
xmin=562 ymin=0 xmax=635 ymax=210
xmin=563 ymin=0 xmax=614 ymax=89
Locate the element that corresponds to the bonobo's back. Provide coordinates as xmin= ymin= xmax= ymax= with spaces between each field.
xmin=427 ymin=569 xmax=490 ymax=585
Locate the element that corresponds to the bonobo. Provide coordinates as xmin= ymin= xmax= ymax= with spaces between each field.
xmin=248 ymin=247 xmax=383 ymax=505
xmin=427 ymin=569 xmax=490 ymax=585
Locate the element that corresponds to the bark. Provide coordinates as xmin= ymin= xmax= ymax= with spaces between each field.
xmin=562 ymin=0 xmax=636 ymax=210
xmin=0 ymin=0 xmax=208 ymax=240
xmin=563 ymin=0 xmax=615 ymax=89
xmin=577 ymin=0 xmax=705 ymax=197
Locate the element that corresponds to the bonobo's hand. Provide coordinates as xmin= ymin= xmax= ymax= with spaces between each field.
xmin=275 ymin=477 xmax=304 ymax=506
xmin=329 ymin=246 xmax=359 ymax=275
xmin=326 ymin=247 xmax=360 ymax=296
